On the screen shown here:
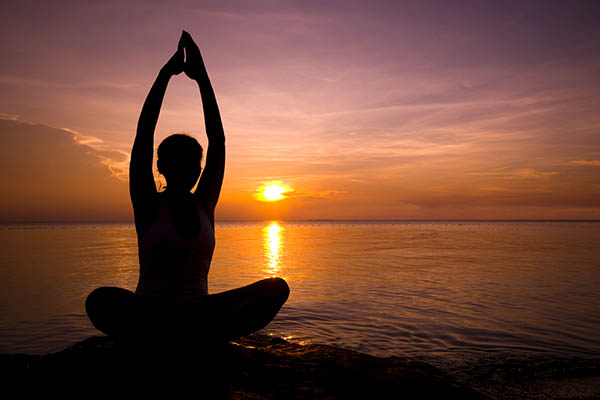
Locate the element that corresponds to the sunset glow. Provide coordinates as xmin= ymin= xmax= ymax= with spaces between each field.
xmin=257 ymin=184 xmax=291 ymax=202
xmin=1 ymin=1 xmax=599 ymax=221
xmin=263 ymin=222 xmax=283 ymax=275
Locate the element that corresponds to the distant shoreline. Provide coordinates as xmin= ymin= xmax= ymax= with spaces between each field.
xmin=1 ymin=219 xmax=599 ymax=225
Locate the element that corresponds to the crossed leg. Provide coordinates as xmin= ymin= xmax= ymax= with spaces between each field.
xmin=196 ymin=277 xmax=290 ymax=340
xmin=85 ymin=277 xmax=290 ymax=342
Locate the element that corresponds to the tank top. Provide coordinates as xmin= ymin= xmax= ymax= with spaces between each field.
xmin=135 ymin=198 xmax=215 ymax=300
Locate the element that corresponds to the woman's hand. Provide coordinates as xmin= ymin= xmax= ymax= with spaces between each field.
xmin=160 ymin=33 xmax=185 ymax=77
xmin=181 ymin=30 xmax=207 ymax=82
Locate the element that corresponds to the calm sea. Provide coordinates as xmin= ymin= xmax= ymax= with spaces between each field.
xmin=1 ymin=221 xmax=599 ymax=374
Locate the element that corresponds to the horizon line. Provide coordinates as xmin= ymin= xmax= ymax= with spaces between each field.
xmin=2 ymin=219 xmax=599 ymax=224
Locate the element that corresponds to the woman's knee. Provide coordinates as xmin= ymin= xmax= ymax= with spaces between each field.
xmin=85 ymin=287 xmax=136 ymax=337
xmin=85 ymin=287 xmax=107 ymax=316
xmin=261 ymin=277 xmax=290 ymax=304
xmin=85 ymin=287 xmax=134 ymax=318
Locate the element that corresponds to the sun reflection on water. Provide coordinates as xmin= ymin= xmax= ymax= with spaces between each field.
xmin=263 ymin=221 xmax=284 ymax=275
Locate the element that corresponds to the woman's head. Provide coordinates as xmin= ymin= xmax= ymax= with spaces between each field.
xmin=157 ymin=134 xmax=203 ymax=192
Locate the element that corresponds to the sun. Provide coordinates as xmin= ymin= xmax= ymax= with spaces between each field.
xmin=263 ymin=185 xmax=286 ymax=201
xmin=256 ymin=183 xmax=291 ymax=202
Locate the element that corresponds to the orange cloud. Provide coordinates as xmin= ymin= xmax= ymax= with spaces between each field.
xmin=570 ymin=160 xmax=600 ymax=167
xmin=0 ymin=118 xmax=130 ymax=222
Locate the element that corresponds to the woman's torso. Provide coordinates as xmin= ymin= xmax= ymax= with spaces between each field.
xmin=135 ymin=193 xmax=215 ymax=300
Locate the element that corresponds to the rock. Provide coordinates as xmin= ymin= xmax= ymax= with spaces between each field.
xmin=1 ymin=334 xmax=487 ymax=399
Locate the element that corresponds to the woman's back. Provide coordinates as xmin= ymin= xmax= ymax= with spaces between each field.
xmin=135 ymin=194 xmax=215 ymax=299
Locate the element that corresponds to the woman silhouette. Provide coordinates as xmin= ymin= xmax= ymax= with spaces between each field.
xmin=85 ymin=31 xmax=289 ymax=344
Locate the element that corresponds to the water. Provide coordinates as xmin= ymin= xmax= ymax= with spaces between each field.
xmin=1 ymin=221 xmax=599 ymax=374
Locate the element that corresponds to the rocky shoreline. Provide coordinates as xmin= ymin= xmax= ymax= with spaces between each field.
xmin=3 ymin=334 xmax=600 ymax=399
xmin=2 ymin=333 xmax=487 ymax=398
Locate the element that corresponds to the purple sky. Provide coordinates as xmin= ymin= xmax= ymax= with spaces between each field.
xmin=1 ymin=1 xmax=599 ymax=220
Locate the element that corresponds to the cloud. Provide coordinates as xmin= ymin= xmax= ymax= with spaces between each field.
xmin=61 ymin=127 xmax=130 ymax=181
xmin=0 ymin=117 xmax=131 ymax=221
xmin=0 ymin=112 xmax=18 ymax=120
xmin=570 ymin=160 xmax=600 ymax=167
xmin=469 ymin=169 xmax=559 ymax=180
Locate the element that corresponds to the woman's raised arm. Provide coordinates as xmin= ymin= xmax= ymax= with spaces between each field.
xmin=130 ymin=36 xmax=185 ymax=237
xmin=183 ymin=31 xmax=225 ymax=224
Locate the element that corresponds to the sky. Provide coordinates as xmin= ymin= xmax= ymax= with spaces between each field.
xmin=1 ymin=0 xmax=599 ymax=221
